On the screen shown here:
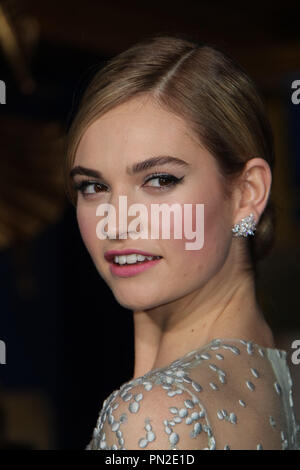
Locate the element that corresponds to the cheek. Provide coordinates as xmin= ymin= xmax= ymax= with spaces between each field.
xmin=166 ymin=198 xmax=229 ymax=272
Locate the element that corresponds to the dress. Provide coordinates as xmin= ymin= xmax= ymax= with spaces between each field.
xmin=86 ymin=338 xmax=300 ymax=450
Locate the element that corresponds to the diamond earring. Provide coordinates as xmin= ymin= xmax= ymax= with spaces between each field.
xmin=232 ymin=213 xmax=257 ymax=237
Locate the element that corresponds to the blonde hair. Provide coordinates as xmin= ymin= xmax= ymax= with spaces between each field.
xmin=65 ymin=32 xmax=276 ymax=267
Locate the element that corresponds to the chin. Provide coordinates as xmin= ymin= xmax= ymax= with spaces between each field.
xmin=112 ymin=288 xmax=166 ymax=312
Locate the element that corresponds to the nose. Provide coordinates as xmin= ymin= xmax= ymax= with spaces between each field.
xmin=96 ymin=190 xmax=146 ymax=241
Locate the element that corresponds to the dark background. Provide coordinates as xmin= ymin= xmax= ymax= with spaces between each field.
xmin=0 ymin=0 xmax=299 ymax=449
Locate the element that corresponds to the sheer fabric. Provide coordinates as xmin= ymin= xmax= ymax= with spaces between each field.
xmin=86 ymin=338 xmax=300 ymax=450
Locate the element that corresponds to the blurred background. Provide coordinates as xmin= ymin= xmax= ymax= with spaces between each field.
xmin=0 ymin=0 xmax=299 ymax=450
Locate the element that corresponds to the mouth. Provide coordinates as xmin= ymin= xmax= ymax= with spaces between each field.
xmin=104 ymin=250 xmax=163 ymax=277
xmin=104 ymin=250 xmax=163 ymax=265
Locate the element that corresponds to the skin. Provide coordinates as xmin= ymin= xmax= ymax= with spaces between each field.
xmin=72 ymin=94 xmax=275 ymax=380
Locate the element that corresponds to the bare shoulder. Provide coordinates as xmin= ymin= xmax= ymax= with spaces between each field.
xmin=88 ymin=339 xmax=288 ymax=449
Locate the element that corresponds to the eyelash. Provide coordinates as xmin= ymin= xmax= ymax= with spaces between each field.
xmin=73 ymin=173 xmax=185 ymax=197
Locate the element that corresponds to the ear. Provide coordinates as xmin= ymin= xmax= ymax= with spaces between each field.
xmin=232 ymin=158 xmax=272 ymax=225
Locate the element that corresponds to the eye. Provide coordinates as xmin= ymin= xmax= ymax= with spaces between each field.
xmin=143 ymin=173 xmax=184 ymax=190
xmin=73 ymin=180 xmax=108 ymax=196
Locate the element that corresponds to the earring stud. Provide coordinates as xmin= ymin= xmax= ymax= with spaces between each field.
xmin=232 ymin=213 xmax=257 ymax=237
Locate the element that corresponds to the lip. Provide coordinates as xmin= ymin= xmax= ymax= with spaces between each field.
xmin=109 ymin=257 xmax=162 ymax=278
xmin=104 ymin=249 xmax=163 ymax=278
xmin=104 ymin=249 xmax=161 ymax=263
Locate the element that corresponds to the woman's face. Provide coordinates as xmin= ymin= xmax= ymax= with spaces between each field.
xmin=72 ymin=95 xmax=234 ymax=311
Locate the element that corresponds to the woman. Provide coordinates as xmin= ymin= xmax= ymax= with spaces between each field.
xmin=64 ymin=33 xmax=300 ymax=450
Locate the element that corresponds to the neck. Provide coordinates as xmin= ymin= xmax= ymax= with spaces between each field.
xmin=131 ymin=270 xmax=273 ymax=380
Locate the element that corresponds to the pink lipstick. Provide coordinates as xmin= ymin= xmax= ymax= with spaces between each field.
xmin=104 ymin=249 xmax=163 ymax=278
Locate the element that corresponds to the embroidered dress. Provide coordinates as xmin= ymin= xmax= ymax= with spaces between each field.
xmin=86 ymin=338 xmax=300 ymax=450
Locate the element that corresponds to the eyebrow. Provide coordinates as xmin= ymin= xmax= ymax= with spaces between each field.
xmin=69 ymin=155 xmax=190 ymax=180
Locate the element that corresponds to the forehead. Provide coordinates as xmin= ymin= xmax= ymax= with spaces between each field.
xmin=74 ymin=96 xmax=206 ymax=164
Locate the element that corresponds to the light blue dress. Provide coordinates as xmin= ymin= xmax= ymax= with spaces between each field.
xmin=86 ymin=338 xmax=300 ymax=450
